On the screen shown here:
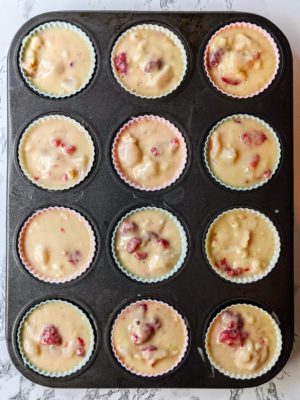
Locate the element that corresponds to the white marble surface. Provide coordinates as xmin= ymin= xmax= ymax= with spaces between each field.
xmin=1 ymin=0 xmax=299 ymax=399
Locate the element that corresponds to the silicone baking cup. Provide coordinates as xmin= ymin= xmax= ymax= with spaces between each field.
xmin=203 ymin=114 xmax=281 ymax=191
xmin=18 ymin=206 xmax=96 ymax=284
xmin=110 ymin=23 xmax=188 ymax=99
xmin=111 ymin=299 xmax=189 ymax=377
xmin=18 ymin=114 xmax=95 ymax=191
xmin=111 ymin=206 xmax=188 ymax=283
xmin=19 ymin=21 xmax=96 ymax=98
xmin=112 ymin=114 xmax=188 ymax=191
xmin=205 ymin=303 xmax=282 ymax=379
xmin=204 ymin=208 xmax=281 ymax=284
xmin=203 ymin=22 xmax=280 ymax=98
xmin=17 ymin=299 xmax=95 ymax=377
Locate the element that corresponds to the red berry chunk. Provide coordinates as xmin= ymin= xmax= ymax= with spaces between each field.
xmin=157 ymin=238 xmax=169 ymax=249
xmin=170 ymin=138 xmax=180 ymax=149
xmin=126 ymin=237 xmax=141 ymax=253
xmin=208 ymin=48 xmax=224 ymax=68
xmin=241 ymin=130 xmax=267 ymax=146
xmin=76 ymin=337 xmax=85 ymax=357
xmin=40 ymin=325 xmax=62 ymax=345
xmin=63 ymin=173 xmax=69 ymax=181
xmin=220 ymin=310 xmax=244 ymax=331
xmin=219 ymin=329 xmax=248 ymax=347
xmin=114 ymin=52 xmax=128 ymax=74
xmin=241 ymin=133 xmax=252 ymax=145
xmin=66 ymin=250 xmax=81 ymax=265
xmin=151 ymin=146 xmax=160 ymax=157
xmin=138 ymin=302 xmax=148 ymax=313
xmin=121 ymin=219 xmax=138 ymax=234
xmin=144 ymin=59 xmax=163 ymax=73
xmin=141 ymin=344 xmax=157 ymax=352
xmin=51 ymin=138 xmax=62 ymax=147
xmin=134 ymin=251 xmax=148 ymax=260
xmin=261 ymin=169 xmax=272 ymax=180
xmin=221 ymin=76 xmax=241 ymax=85
xmin=63 ymin=145 xmax=77 ymax=155
xmin=250 ymin=154 xmax=260 ymax=168
xmin=220 ymin=258 xmax=244 ymax=277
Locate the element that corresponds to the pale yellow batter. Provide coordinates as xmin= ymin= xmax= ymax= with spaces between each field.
xmin=206 ymin=209 xmax=276 ymax=280
xmin=114 ymin=116 xmax=186 ymax=190
xmin=206 ymin=304 xmax=280 ymax=376
xmin=19 ymin=116 xmax=94 ymax=190
xmin=20 ymin=300 xmax=93 ymax=374
xmin=21 ymin=24 xmax=94 ymax=96
xmin=114 ymin=209 xmax=183 ymax=279
xmin=112 ymin=300 xmax=187 ymax=376
xmin=19 ymin=207 xmax=95 ymax=281
xmin=206 ymin=25 xmax=277 ymax=97
xmin=112 ymin=25 xmax=185 ymax=97
xmin=206 ymin=116 xmax=279 ymax=188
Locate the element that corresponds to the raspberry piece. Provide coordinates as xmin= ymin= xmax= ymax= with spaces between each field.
xmin=63 ymin=145 xmax=77 ymax=155
xmin=220 ymin=258 xmax=244 ymax=277
xmin=76 ymin=337 xmax=85 ymax=357
xmin=139 ymin=303 xmax=148 ymax=313
xmin=66 ymin=250 xmax=81 ymax=265
xmin=221 ymin=76 xmax=241 ymax=85
xmin=126 ymin=237 xmax=141 ymax=253
xmin=261 ymin=169 xmax=272 ymax=180
xmin=157 ymin=238 xmax=169 ymax=249
xmin=134 ymin=251 xmax=148 ymax=260
xmin=63 ymin=173 xmax=69 ymax=181
xmin=121 ymin=219 xmax=138 ymax=234
xmin=149 ymin=317 xmax=161 ymax=330
xmin=144 ymin=59 xmax=163 ymax=73
xmin=151 ymin=146 xmax=160 ymax=157
xmin=40 ymin=325 xmax=62 ymax=345
xmin=208 ymin=48 xmax=224 ymax=68
xmin=51 ymin=138 xmax=62 ymax=147
xmin=34 ymin=176 xmax=40 ymax=181
xmin=253 ymin=131 xmax=267 ymax=145
xmin=141 ymin=344 xmax=157 ymax=352
xmin=170 ymin=138 xmax=180 ymax=149
xmin=241 ymin=133 xmax=252 ymax=145
xmin=114 ymin=52 xmax=128 ymax=74
xmin=221 ymin=310 xmax=244 ymax=331
xmin=250 ymin=154 xmax=260 ymax=168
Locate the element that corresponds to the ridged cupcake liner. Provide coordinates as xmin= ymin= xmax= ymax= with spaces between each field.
xmin=111 ymin=23 xmax=188 ymax=99
xmin=111 ymin=206 xmax=188 ymax=283
xmin=111 ymin=299 xmax=189 ymax=377
xmin=18 ymin=114 xmax=95 ymax=191
xmin=112 ymin=114 xmax=188 ymax=191
xmin=18 ymin=206 xmax=96 ymax=284
xmin=17 ymin=299 xmax=95 ymax=377
xmin=19 ymin=21 xmax=96 ymax=98
xmin=205 ymin=303 xmax=282 ymax=379
xmin=203 ymin=114 xmax=281 ymax=191
xmin=204 ymin=207 xmax=281 ymax=284
xmin=203 ymin=22 xmax=280 ymax=99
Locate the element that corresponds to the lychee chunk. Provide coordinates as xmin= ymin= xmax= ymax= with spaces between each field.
xmin=114 ymin=52 xmax=128 ymax=74
xmin=126 ymin=237 xmax=141 ymax=253
xmin=144 ymin=59 xmax=163 ymax=73
xmin=40 ymin=325 xmax=62 ymax=345
xmin=121 ymin=219 xmax=138 ymax=234
xmin=129 ymin=319 xmax=154 ymax=345
xmin=253 ymin=131 xmax=267 ymax=145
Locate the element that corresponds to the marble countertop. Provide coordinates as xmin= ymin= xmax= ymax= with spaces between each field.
xmin=1 ymin=0 xmax=299 ymax=399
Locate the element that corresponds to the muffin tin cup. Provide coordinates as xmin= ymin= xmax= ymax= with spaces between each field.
xmin=112 ymin=114 xmax=188 ymax=191
xmin=111 ymin=206 xmax=188 ymax=284
xmin=18 ymin=206 xmax=96 ymax=284
xmin=205 ymin=303 xmax=283 ymax=379
xmin=203 ymin=114 xmax=282 ymax=191
xmin=110 ymin=299 xmax=189 ymax=377
xmin=203 ymin=22 xmax=280 ymax=99
xmin=204 ymin=207 xmax=281 ymax=284
xmin=110 ymin=23 xmax=188 ymax=99
xmin=19 ymin=21 xmax=96 ymax=98
xmin=17 ymin=299 xmax=95 ymax=378
xmin=18 ymin=114 xmax=95 ymax=191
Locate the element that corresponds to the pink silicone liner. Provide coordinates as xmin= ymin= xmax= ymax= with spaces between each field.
xmin=111 ymin=299 xmax=189 ymax=377
xmin=112 ymin=115 xmax=188 ymax=191
xmin=203 ymin=22 xmax=280 ymax=99
xmin=18 ymin=206 xmax=96 ymax=284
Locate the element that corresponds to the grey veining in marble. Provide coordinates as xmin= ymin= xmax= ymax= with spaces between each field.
xmin=1 ymin=0 xmax=299 ymax=399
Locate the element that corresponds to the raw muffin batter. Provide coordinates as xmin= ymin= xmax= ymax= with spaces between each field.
xmin=206 ymin=25 xmax=277 ymax=97
xmin=112 ymin=26 xmax=185 ymax=97
xmin=206 ymin=209 xmax=276 ymax=280
xmin=114 ymin=116 xmax=186 ymax=190
xmin=20 ymin=301 xmax=93 ymax=374
xmin=21 ymin=25 xmax=94 ymax=96
xmin=112 ymin=300 xmax=188 ymax=376
xmin=206 ymin=116 xmax=279 ymax=188
xmin=19 ymin=116 xmax=94 ymax=190
xmin=19 ymin=207 xmax=94 ymax=281
xmin=206 ymin=304 xmax=280 ymax=376
xmin=114 ymin=209 xmax=183 ymax=279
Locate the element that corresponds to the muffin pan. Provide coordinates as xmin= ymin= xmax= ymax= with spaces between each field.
xmin=6 ymin=11 xmax=293 ymax=388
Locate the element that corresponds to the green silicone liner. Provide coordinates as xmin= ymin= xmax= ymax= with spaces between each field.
xmin=205 ymin=303 xmax=282 ymax=379
xmin=111 ymin=206 xmax=188 ymax=283
xmin=19 ymin=21 xmax=96 ymax=98
xmin=17 ymin=299 xmax=95 ymax=377
xmin=203 ymin=114 xmax=281 ymax=191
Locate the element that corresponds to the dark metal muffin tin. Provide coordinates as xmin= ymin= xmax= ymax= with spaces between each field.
xmin=6 ymin=11 xmax=293 ymax=388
